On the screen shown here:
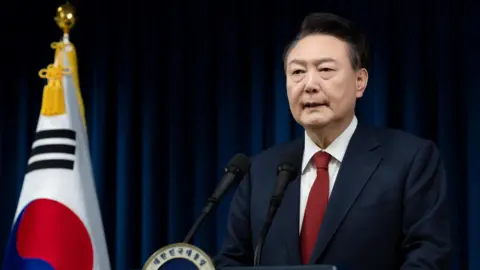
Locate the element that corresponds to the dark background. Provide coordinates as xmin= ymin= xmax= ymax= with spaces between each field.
xmin=0 ymin=0 xmax=477 ymax=269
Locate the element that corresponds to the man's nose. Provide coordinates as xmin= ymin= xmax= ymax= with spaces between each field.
xmin=304 ymin=71 xmax=319 ymax=93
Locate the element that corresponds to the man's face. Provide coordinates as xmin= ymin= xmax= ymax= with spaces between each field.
xmin=285 ymin=34 xmax=367 ymax=130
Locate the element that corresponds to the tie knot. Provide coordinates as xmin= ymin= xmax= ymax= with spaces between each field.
xmin=313 ymin=151 xmax=330 ymax=170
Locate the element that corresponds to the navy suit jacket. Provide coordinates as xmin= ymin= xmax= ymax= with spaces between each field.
xmin=214 ymin=123 xmax=451 ymax=270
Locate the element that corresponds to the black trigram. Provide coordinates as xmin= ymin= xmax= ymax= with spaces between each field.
xmin=27 ymin=129 xmax=76 ymax=173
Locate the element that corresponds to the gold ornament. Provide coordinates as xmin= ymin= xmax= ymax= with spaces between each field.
xmin=54 ymin=2 xmax=76 ymax=34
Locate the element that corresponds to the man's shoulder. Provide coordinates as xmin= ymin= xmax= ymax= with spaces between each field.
xmin=362 ymin=124 xmax=439 ymax=160
xmin=367 ymin=125 xmax=435 ymax=148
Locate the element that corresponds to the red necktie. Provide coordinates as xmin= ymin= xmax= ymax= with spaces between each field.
xmin=300 ymin=151 xmax=331 ymax=264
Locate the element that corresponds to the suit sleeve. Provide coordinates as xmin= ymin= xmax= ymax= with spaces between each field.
xmin=401 ymin=141 xmax=452 ymax=270
xmin=214 ymin=170 xmax=253 ymax=269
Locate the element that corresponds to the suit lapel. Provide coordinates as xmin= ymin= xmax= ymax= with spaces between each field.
xmin=308 ymin=125 xmax=383 ymax=264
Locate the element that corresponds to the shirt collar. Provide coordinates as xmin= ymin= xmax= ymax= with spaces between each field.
xmin=301 ymin=115 xmax=358 ymax=173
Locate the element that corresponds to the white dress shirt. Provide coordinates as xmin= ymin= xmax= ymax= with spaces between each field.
xmin=299 ymin=116 xmax=358 ymax=232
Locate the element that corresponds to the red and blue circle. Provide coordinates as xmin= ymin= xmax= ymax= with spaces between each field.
xmin=2 ymin=198 xmax=93 ymax=270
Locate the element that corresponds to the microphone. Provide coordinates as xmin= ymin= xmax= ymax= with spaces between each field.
xmin=183 ymin=153 xmax=251 ymax=244
xmin=253 ymin=155 xmax=299 ymax=266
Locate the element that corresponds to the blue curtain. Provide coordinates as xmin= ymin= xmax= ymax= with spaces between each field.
xmin=0 ymin=0 xmax=477 ymax=269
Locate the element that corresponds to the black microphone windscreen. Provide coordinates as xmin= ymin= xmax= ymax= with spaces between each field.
xmin=276 ymin=151 xmax=300 ymax=176
xmin=226 ymin=153 xmax=251 ymax=174
xmin=271 ymin=151 xmax=301 ymax=202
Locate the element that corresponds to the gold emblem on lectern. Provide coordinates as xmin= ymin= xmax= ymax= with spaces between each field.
xmin=143 ymin=242 xmax=215 ymax=270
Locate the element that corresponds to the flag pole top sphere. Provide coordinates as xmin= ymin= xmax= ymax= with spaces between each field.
xmin=54 ymin=2 xmax=76 ymax=34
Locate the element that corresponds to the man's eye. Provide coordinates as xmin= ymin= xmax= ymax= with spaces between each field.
xmin=292 ymin=69 xmax=304 ymax=75
xmin=319 ymin=68 xmax=334 ymax=72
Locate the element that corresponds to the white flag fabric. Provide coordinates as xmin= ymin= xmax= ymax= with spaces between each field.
xmin=2 ymin=35 xmax=111 ymax=270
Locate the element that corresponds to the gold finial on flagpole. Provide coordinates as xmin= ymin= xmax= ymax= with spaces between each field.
xmin=54 ymin=2 xmax=76 ymax=34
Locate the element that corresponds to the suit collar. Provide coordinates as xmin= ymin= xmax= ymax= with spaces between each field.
xmin=302 ymin=116 xmax=358 ymax=173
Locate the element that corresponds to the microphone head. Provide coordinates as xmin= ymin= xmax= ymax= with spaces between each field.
xmin=270 ymin=151 xmax=300 ymax=207
xmin=225 ymin=153 xmax=251 ymax=175
xmin=276 ymin=151 xmax=300 ymax=178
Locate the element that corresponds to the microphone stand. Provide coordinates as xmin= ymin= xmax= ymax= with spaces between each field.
xmin=253 ymin=163 xmax=297 ymax=266
xmin=183 ymin=198 xmax=215 ymax=243
xmin=253 ymin=196 xmax=282 ymax=266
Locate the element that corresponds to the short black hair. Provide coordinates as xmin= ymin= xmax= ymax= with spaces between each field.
xmin=283 ymin=12 xmax=369 ymax=70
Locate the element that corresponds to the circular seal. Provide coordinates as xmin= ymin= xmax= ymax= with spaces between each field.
xmin=142 ymin=242 xmax=215 ymax=270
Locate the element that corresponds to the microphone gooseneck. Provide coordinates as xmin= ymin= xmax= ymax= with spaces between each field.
xmin=183 ymin=153 xmax=251 ymax=244
xmin=253 ymin=161 xmax=298 ymax=266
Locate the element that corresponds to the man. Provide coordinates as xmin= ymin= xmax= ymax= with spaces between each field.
xmin=214 ymin=12 xmax=451 ymax=270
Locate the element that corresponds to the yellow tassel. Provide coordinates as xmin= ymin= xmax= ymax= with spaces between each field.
xmin=38 ymin=64 xmax=66 ymax=116
xmin=38 ymin=40 xmax=86 ymax=125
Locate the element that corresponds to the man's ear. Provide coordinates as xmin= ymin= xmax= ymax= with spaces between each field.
xmin=355 ymin=68 xmax=368 ymax=98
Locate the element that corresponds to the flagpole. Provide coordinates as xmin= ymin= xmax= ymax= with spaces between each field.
xmin=51 ymin=3 xmax=87 ymax=127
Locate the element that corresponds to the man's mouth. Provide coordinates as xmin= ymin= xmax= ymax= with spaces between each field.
xmin=303 ymin=102 xmax=327 ymax=109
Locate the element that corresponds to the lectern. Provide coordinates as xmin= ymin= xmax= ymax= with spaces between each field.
xmin=139 ymin=242 xmax=340 ymax=270
xmin=223 ymin=266 xmax=337 ymax=270
xmin=135 ymin=266 xmax=337 ymax=270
